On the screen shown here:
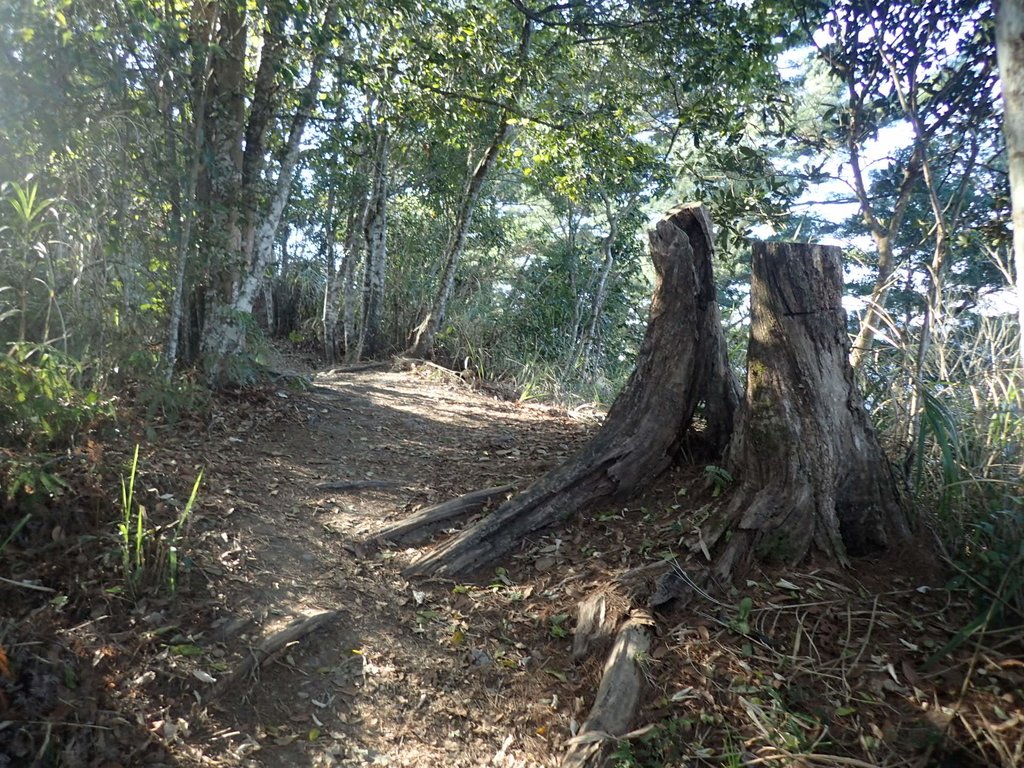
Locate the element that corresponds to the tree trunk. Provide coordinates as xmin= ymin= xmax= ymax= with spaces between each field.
xmin=847 ymin=144 xmax=922 ymax=369
xmin=403 ymin=204 xmax=740 ymax=577
xmin=197 ymin=0 xmax=246 ymax=313
xmin=405 ymin=18 xmax=533 ymax=359
xmin=321 ymin=186 xmax=341 ymax=363
xmin=404 ymin=115 xmax=515 ymax=359
xmin=576 ymin=196 xmax=621 ymax=375
xmin=160 ymin=26 xmax=210 ymax=378
xmin=360 ymin=119 xmax=389 ymax=360
xmin=341 ymin=202 xmax=364 ymax=362
xmin=202 ymin=0 xmax=340 ymax=380
xmin=996 ymin=0 xmax=1024 ymax=368
xmin=707 ymin=241 xmax=911 ymax=581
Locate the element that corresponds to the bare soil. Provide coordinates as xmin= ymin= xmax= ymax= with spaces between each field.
xmin=2 ymin=359 xmax=1021 ymax=767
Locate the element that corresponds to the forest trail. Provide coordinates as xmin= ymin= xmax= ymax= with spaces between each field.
xmin=166 ymin=363 xmax=602 ymax=767
xmin=4 ymin=361 xmax=1018 ymax=768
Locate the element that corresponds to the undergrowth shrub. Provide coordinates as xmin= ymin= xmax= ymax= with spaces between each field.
xmin=0 ymin=343 xmax=114 ymax=520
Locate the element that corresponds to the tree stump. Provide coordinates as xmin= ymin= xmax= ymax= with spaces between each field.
xmin=707 ymin=241 xmax=911 ymax=579
xmin=402 ymin=204 xmax=740 ymax=577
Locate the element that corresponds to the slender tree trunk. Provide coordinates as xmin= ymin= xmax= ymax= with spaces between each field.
xmin=401 ymin=205 xmax=740 ymax=577
xmin=341 ymin=202 xmax=364 ymax=362
xmin=321 ymin=186 xmax=341 ymax=363
xmin=847 ymin=140 xmax=922 ymax=369
xmin=996 ymin=0 xmax=1024 ymax=367
xmin=577 ymin=196 xmax=625 ymax=373
xmin=406 ymin=18 xmax=533 ymax=359
xmin=708 ymin=242 xmax=910 ymax=581
xmin=359 ymin=119 xmax=389 ymax=359
xmin=902 ymin=136 xmax=980 ymax=475
xmin=155 ymin=2 xmax=211 ymax=377
xmin=162 ymin=133 xmax=203 ymax=377
xmin=405 ymin=115 xmax=515 ymax=359
xmin=199 ymin=0 xmax=246 ymax=307
xmin=239 ymin=4 xmax=287 ymax=262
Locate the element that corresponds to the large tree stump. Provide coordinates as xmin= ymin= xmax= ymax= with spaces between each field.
xmin=403 ymin=204 xmax=740 ymax=577
xmin=707 ymin=241 xmax=911 ymax=579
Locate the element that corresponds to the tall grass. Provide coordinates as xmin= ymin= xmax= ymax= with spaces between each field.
xmin=865 ymin=315 xmax=1023 ymax=624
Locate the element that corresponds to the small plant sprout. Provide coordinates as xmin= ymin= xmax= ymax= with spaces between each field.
xmin=117 ymin=445 xmax=204 ymax=599
xmin=168 ymin=469 xmax=203 ymax=594
xmin=118 ymin=444 xmax=144 ymax=595
xmin=549 ymin=613 xmax=570 ymax=639
xmin=704 ymin=464 xmax=733 ymax=497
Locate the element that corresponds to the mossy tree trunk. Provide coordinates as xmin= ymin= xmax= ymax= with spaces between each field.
xmin=707 ymin=241 xmax=910 ymax=580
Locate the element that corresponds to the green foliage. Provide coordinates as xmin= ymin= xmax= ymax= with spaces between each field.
xmin=863 ymin=315 xmax=1023 ymax=645
xmin=117 ymin=445 xmax=144 ymax=594
xmin=704 ymin=465 xmax=733 ymax=498
xmin=0 ymin=342 xmax=112 ymax=452
xmin=609 ymin=716 xmax=696 ymax=768
xmin=0 ymin=513 xmax=31 ymax=560
xmin=548 ymin=613 xmax=570 ymax=639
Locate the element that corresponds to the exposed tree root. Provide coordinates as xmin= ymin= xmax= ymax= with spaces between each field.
xmin=375 ymin=484 xmax=516 ymax=547
xmin=561 ymin=610 xmax=655 ymax=768
xmin=207 ymin=610 xmax=342 ymax=702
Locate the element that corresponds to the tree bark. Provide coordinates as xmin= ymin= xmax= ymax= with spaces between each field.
xmin=341 ymin=201 xmax=364 ymax=362
xmin=996 ymin=0 xmax=1024 ymax=367
xmin=360 ymin=118 xmax=389 ymax=359
xmin=403 ymin=204 xmax=739 ymax=577
xmin=561 ymin=611 xmax=654 ymax=768
xmin=202 ymin=0 xmax=340 ymax=380
xmin=160 ymin=11 xmax=211 ymax=377
xmin=576 ymin=195 xmax=623 ymax=375
xmin=321 ymin=184 xmax=341 ymax=363
xmin=708 ymin=241 xmax=911 ymax=581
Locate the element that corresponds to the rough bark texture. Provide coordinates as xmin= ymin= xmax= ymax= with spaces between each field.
xmin=403 ymin=204 xmax=739 ymax=578
xmin=709 ymin=241 xmax=910 ymax=580
xmin=561 ymin=611 xmax=654 ymax=768
xmin=996 ymin=0 xmax=1024 ymax=367
xmin=201 ymin=0 xmax=340 ymax=381
xmin=321 ymin=185 xmax=341 ymax=363
xmin=376 ymin=484 xmax=515 ymax=547
xmin=360 ymin=120 xmax=389 ymax=359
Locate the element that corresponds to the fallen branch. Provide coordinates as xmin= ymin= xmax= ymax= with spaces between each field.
xmin=376 ymin=484 xmax=516 ymax=547
xmin=0 ymin=575 xmax=56 ymax=593
xmin=207 ymin=610 xmax=342 ymax=701
xmin=562 ymin=610 xmax=656 ymax=768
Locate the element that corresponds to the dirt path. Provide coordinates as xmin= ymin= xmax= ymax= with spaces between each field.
xmin=4 ymin=361 xmax=1018 ymax=767
xmin=167 ymin=365 xmax=600 ymax=767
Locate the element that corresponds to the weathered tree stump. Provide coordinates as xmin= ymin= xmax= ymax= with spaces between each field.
xmin=402 ymin=204 xmax=740 ymax=577
xmin=707 ymin=241 xmax=911 ymax=579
